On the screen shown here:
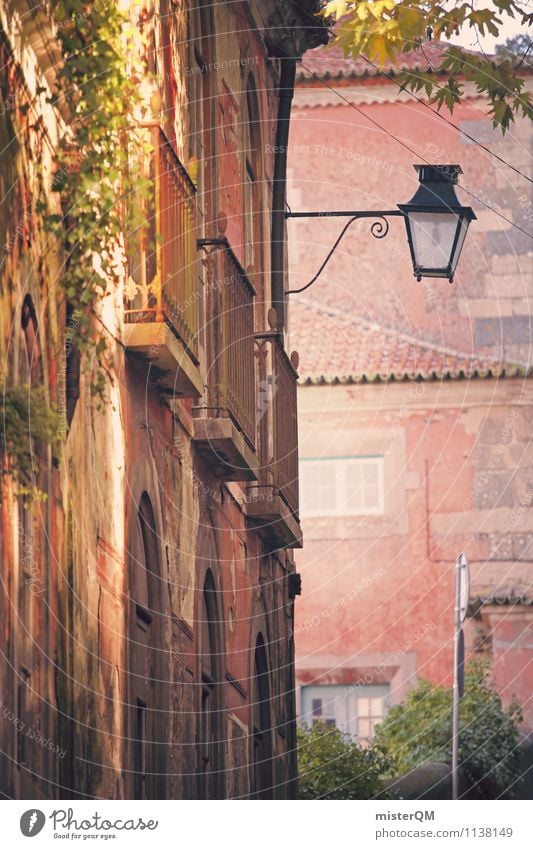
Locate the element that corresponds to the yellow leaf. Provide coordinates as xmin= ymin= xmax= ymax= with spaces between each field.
xmin=367 ymin=33 xmax=392 ymax=66
xmin=324 ymin=0 xmax=350 ymax=18
xmin=368 ymin=0 xmax=396 ymax=20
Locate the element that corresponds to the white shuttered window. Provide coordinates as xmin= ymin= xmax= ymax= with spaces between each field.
xmin=299 ymin=456 xmax=384 ymax=517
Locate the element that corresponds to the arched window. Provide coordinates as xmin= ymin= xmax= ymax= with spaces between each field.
xmin=65 ymin=302 xmax=80 ymax=427
xmin=188 ymin=0 xmax=215 ymax=234
xmin=251 ymin=633 xmax=273 ymax=798
xmin=18 ymin=294 xmax=43 ymax=706
xmin=129 ymin=492 xmax=167 ymax=799
xmin=21 ymin=295 xmax=42 ymax=385
xmin=243 ymin=75 xmax=262 ymax=271
xmin=197 ymin=569 xmax=224 ymax=798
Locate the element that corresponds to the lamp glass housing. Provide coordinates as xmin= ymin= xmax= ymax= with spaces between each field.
xmin=399 ymin=165 xmax=476 ymax=282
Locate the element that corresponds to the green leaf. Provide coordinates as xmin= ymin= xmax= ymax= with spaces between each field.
xmin=298 ymin=721 xmax=394 ymax=800
xmin=328 ymin=2 xmax=533 ymax=132
xmin=374 ymin=662 xmax=523 ymax=798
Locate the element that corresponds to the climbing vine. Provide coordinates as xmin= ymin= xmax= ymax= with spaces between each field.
xmin=1 ymin=1 xmax=152 ymax=495
xmin=46 ymin=0 xmax=152 ymax=389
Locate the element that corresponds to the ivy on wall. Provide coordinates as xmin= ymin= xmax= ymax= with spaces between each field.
xmin=2 ymin=1 xmax=152 ymax=493
xmin=46 ymin=0 xmax=151 ymax=390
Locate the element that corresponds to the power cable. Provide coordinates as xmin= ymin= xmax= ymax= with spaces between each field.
xmin=299 ymin=59 xmax=533 ymax=240
xmin=357 ymin=53 xmax=533 ymax=185
xmin=286 ymin=0 xmax=533 ymax=185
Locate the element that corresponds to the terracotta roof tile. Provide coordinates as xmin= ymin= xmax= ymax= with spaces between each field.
xmin=294 ymin=36 xmax=533 ymax=85
xmin=290 ymin=298 xmax=530 ymax=383
xmin=297 ymin=41 xmax=458 ymax=82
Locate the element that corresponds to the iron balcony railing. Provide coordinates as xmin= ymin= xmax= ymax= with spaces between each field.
xmin=196 ymin=237 xmax=256 ymax=450
xmin=124 ymin=126 xmax=199 ymax=360
xmin=272 ymin=336 xmax=299 ymax=516
xmin=254 ymin=333 xmax=299 ymax=518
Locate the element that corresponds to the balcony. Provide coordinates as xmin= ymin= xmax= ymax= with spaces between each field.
xmin=192 ymin=239 xmax=257 ymax=481
xmin=123 ymin=126 xmax=202 ymax=397
xmin=246 ymin=333 xmax=302 ymax=549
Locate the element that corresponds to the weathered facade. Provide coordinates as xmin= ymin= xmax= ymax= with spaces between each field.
xmin=288 ymin=44 xmax=533 ymax=739
xmin=294 ymin=356 xmax=533 ymax=733
xmin=0 ymin=0 xmax=327 ymax=799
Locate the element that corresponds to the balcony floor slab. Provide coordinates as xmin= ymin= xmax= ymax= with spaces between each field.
xmin=245 ymin=488 xmax=303 ymax=549
xmin=193 ymin=417 xmax=258 ymax=482
xmin=123 ymin=321 xmax=202 ymax=397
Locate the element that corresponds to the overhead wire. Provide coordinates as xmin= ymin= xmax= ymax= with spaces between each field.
xmin=298 ymin=59 xmax=533 ymax=240
xmin=228 ymin=0 xmax=533 ymax=236
xmin=357 ymin=53 xmax=533 ymax=185
xmin=286 ymin=0 xmax=533 ymax=185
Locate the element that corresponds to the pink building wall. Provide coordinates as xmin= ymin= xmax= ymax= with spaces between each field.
xmin=288 ymin=51 xmax=533 ymax=736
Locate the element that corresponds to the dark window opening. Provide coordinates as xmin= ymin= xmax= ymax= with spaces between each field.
xmin=134 ymin=698 xmax=147 ymax=800
xmin=21 ymin=295 xmax=42 ymax=385
xmin=188 ymin=0 xmax=214 ymax=214
xmin=65 ymin=301 xmax=80 ymax=427
xmin=312 ymin=698 xmax=322 ymax=717
xmin=251 ymin=634 xmax=272 ymax=799
xmin=197 ymin=569 xmax=224 ymax=799
xmin=129 ymin=492 xmax=166 ymax=799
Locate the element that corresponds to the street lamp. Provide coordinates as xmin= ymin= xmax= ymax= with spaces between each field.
xmin=285 ymin=163 xmax=476 ymax=294
xmin=398 ymin=165 xmax=476 ymax=283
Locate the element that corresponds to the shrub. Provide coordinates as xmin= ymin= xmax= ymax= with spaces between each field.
xmin=374 ymin=662 xmax=523 ymax=799
xmin=297 ymin=721 xmax=393 ymax=799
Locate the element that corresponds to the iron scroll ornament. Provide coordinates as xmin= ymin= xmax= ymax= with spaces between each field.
xmin=370 ymin=215 xmax=390 ymax=239
xmin=284 ymin=210 xmax=403 ymax=295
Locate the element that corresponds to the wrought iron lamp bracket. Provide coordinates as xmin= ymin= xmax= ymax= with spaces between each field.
xmin=284 ymin=209 xmax=404 ymax=295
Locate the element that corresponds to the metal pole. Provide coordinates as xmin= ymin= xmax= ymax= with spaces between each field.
xmin=285 ymin=209 xmax=403 ymax=219
xmin=452 ymin=557 xmax=461 ymax=800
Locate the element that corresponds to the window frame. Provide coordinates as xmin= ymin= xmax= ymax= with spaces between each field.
xmin=301 ymin=683 xmax=389 ymax=743
xmin=356 ymin=695 xmax=386 ymax=744
xmin=299 ymin=455 xmax=385 ymax=518
xmin=128 ymin=492 xmax=166 ymax=800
